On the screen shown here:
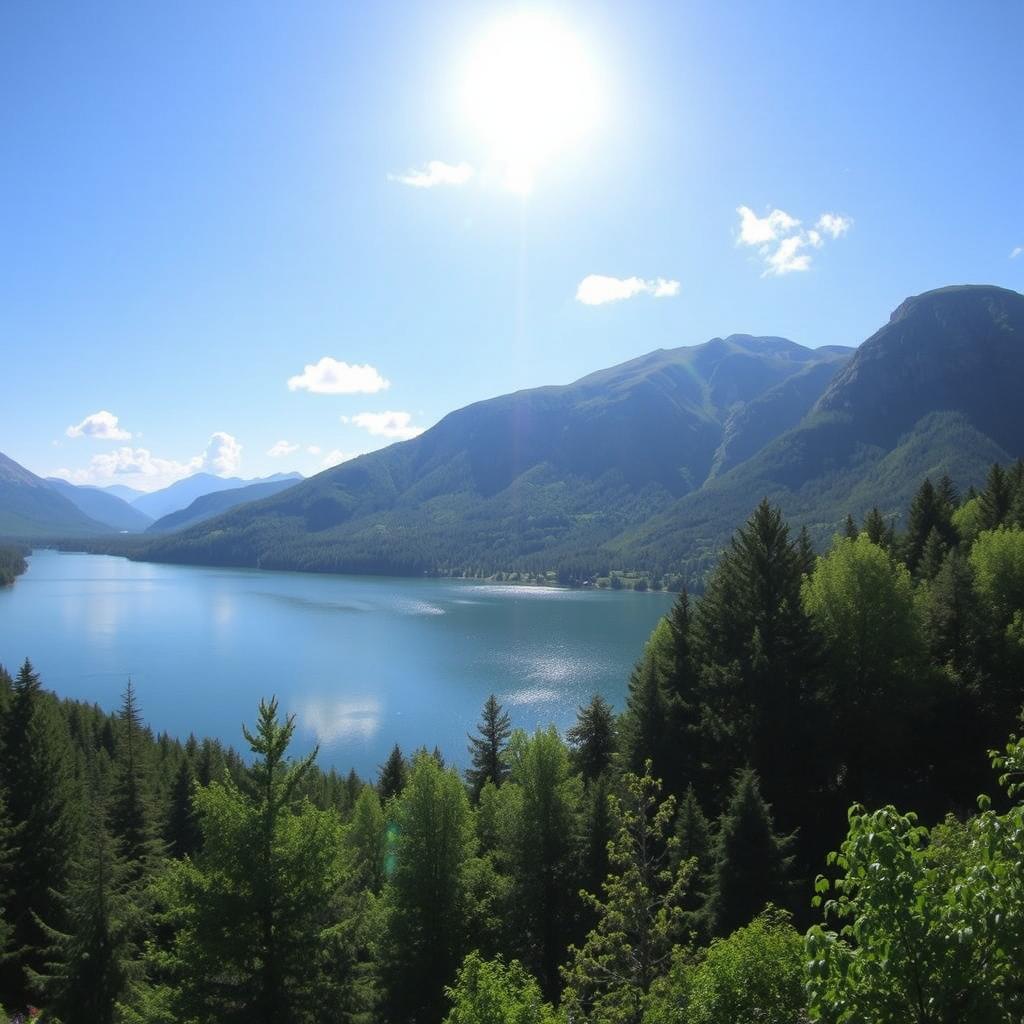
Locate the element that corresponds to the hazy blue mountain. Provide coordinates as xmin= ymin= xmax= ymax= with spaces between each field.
xmin=46 ymin=478 xmax=154 ymax=532
xmin=100 ymin=483 xmax=147 ymax=502
xmin=135 ymin=335 xmax=850 ymax=573
xmin=147 ymin=476 xmax=305 ymax=533
xmin=131 ymin=471 xmax=302 ymax=520
xmin=0 ymin=453 xmax=112 ymax=537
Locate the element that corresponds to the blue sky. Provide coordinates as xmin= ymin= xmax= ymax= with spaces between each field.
xmin=2 ymin=0 xmax=1021 ymax=490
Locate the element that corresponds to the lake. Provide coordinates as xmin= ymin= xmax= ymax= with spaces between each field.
xmin=0 ymin=549 xmax=672 ymax=776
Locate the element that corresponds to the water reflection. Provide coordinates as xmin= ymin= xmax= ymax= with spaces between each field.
xmin=295 ymin=696 xmax=382 ymax=744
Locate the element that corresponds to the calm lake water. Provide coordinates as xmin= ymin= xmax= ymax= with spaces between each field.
xmin=0 ymin=550 xmax=671 ymax=775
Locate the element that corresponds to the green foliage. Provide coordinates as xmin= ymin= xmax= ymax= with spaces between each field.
xmin=969 ymin=526 xmax=1024 ymax=629
xmin=646 ymin=909 xmax=807 ymax=1024
xmin=444 ymin=953 xmax=559 ymax=1024
xmin=346 ymin=786 xmax=387 ymax=893
xmin=377 ymin=743 xmax=408 ymax=802
xmin=562 ymin=766 xmax=690 ymax=1024
xmin=567 ymin=695 xmax=617 ymax=784
xmin=0 ymin=545 xmax=28 ymax=586
xmin=466 ymin=695 xmax=513 ymax=799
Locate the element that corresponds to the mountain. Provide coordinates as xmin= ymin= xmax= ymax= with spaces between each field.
xmin=147 ymin=477 xmax=305 ymax=533
xmin=0 ymin=453 xmax=112 ymax=538
xmin=611 ymin=284 xmax=1024 ymax=572
xmin=46 ymin=479 xmax=154 ymax=533
xmin=131 ymin=472 xmax=302 ymax=520
xmin=100 ymin=484 xmax=147 ymax=502
xmin=135 ymin=335 xmax=851 ymax=574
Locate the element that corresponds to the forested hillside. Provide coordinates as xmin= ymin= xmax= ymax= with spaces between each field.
xmin=2 ymin=460 xmax=1024 ymax=1022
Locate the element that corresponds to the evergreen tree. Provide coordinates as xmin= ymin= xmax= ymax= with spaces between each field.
xmin=380 ymin=750 xmax=475 ymax=1024
xmin=579 ymin=772 xmax=613 ymax=900
xmin=566 ymin=695 xmax=616 ymax=783
xmin=377 ymin=743 xmax=408 ymax=801
xmin=561 ymin=767 xmax=690 ymax=1024
xmin=346 ymin=785 xmax=387 ymax=893
xmin=466 ymin=695 xmax=512 ymax=799
xmin=27 ymin=778 xmax=137 ymax=1024
xmin=164 ymin=756 xmax=201 ymax=859
xmin=110 ymin=679 xmax=162 ymax=876
xmin=704 ymin=769 xmax=794 ymax=937
xmin=843 ymin=514 xmax=859 ymax=539
xmin=674 ymin=784 xmax=713 ymax=933
xmin=0 ymin=659 xmax=79 ymax=1005
xmin=796 ymin=525 xmax=817 ymax=576
xmin=619 ymin=653 xmax=670 ymax=782
xmin=141 ymin=698 xmax=347 ymax=1023
xmin=924 ymin=548 xmax=981 ymax=676
xmin=862 ymin=506 xmax=893 ymax=549
xmin=904 ymin=478 xmax=948 ymax=572
xmin=918 ymin=525 xmax=949 ymax=581
xmin=978 ymin=463 xmax=1013 ymax=531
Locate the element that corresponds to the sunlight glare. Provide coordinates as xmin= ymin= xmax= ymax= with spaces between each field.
xmin=460 ymin=11 xmax=602 ymax=193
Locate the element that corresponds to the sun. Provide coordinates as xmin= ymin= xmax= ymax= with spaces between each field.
xmin=460 ymin=11 xmax=602 ymax=193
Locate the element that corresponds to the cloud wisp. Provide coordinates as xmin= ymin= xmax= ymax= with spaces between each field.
xmin=341 ymin=411 xmax=425 ymax=441
xmin=65 ymin=410 xmax=132 ymax=441
xmin=1011 ymin=246 xmax=1022 ymax=260
xmin=575 ymin=274 xmax=680 ymax=306
xmin=288 ymin=358 xmax=390 ymax=395
xmin=736 ymin=205 xmax=853 ymax=276
xmin=388 ymin=161 xmax=475 ymax=188
xmin=267 ymin=440 xmax=300 ymax=458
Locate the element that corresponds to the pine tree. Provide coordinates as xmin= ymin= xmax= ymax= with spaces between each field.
xmin=164 ymin=756 xmax=201 ymax=859
xmin=347 ymin=785 xmax=387 ymax=892
xmin=566 ymin=695 xmax=616 ymax=783
xmin=580 ymin=772 xmax=613 ymax=900
xmin=704 ymin=769 xmax=794 ymax=937
xmin=0 ymin=659 xmax=79 ymax=1005
xmin=862 ymin=506 xmax=893 ymax=549
xmin=796 ymin=525 xmax=817 ymax=576
xmin=843 ymin=514 xmax=859 ymax=539
xmin=466 ymin=695 xmax=512 ymax=799
xmin=674 ymin=784 xmax=713 ymax=932
xmin=110 ymin=679 xmax=162 ymax=876
xmin=27 ymin=778 xmax=137 ymax=1024
xmin=905 ymin=478 xmax=942 ymax=571
xmin=142 ymin=698 xmax=347 ymax=1023
xmin=378 ymin=743 xmax=408 ymax=801
xmin=561 ymin=767 xmax=690 ymax=1024
xmin=620 ymin=654 xmax=669 ymax=780
xmin=918 ymin=525 xmax=949 ymax=580
xmin=978 ymin=463 xmax=1012 ymax=531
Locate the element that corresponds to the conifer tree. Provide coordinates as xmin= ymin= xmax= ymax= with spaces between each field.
xmin=704 ymin=769 xmax=794 ymax=937
xmin=140 ymin=698 xmax=347 ymax=1023
xmin=796 ymin=525 xmax=817 ymax=575
xmin=918 ymin=525 xmax=949 ymax=580
xmin=0 ymin=659 xmax=79 ymax=1004
xmin=164 ymin=756 xmax=201 ymax=859
xmin=674 ymin=784 xmax=713 ymax=931
xmin=466 ymin=695 xmax=512 ymax=799
xmin=566 ymin=694 xmax=616 ymax=783
xmin=843 ymin=513 xmax=859 ymax=539
xmin=905 ymin=478 xmax=945 ymax=571
xmin=28 ymin=777 xmax=137 ymax=1024
xmin=620 ymin=654 xmax=670 ymax=781
xmin=862 ymin=506 xmax=894 ymax=549
xmin=561 ymin=766 xmax=690 ymax=1024
xmin=377 ymin=743 xmax=408 ymax=801
xmin=924 ymin=548 xmax=980 ymax=676
xmin=978 ymin=462 xmax=1012 ymax=531
xmin=380 ymin=750 xmax=475 ymax=1024
xmin=580 ymin=772 xmax=613 ymax=900
xmin=347 ymin=785 xmax=387 ymax=892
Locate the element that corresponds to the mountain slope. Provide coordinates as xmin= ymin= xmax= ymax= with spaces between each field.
xmin=147 ymin=477 xmax=304 ymax=533
xmin=46 ymin=479 xmax=154 ymax=532
xmin=0 ymin=453 xmax=112 ymax=538
xmin=136 ymin=336 xmax=849 ymax=573
xmin=132 ymin=472 xmax=302 ymax=520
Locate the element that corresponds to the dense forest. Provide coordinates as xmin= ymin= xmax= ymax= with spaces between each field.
xmin=2 ymin=460 xmax=1024 ymax=1022
xmin=0 ymin=546 xmax=27 ymax=586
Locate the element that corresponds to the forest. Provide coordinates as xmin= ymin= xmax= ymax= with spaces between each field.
xmin=0 ymin=547 xmax=27 ymax=587
xmin=2 ymin=460 xmax=1024 ymax=1023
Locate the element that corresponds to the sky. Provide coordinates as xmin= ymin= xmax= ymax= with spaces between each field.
xmin=2 ymin=0 xmax=1022 ymax=491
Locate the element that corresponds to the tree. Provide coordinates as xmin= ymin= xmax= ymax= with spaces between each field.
xmin=380 ymin=750 xmax=476 ymax=1024
xmin=674 ymin=784 xmax=714 ymax=934
xmin=346 ymin=785 xmax=387 ymax=893
xmin=704 ymin=769 xmax=794 ymax=938
xmin=566 ymin=695 xmax=617 ymax=784
xmin=977 ymin=462 xmax=1013 ymax=531
xmin=27 ymin=779 xmax=137 ymax=1024
xmin=0 ymin=659 xmax=79 ymax=1005
xmin=142 ymin=698 xmax=347 ymax=1023
xmin=646 ymin=909 xmax=808 ymax=1024
xmin=862 ymin=506 xmax=894 ymax=549
xmin=466 ymin=695 xmax=513 ymax=799
xmin=904 ymin=477 xmax=956 ymax=573
xmin=619 ymin=648 xmax=671 ymax=785
xmin=377 ymin=743 xmax=408 ymax=801
xmin=806 ymin=731 xmax=1024 ymax=1023
xmin=164 ymin=756 xmax=202 ymax=859
xmin=443 ymin=953 xmax=558 ymax=1024
xmin=561 ymin=766 xmax=690 ymax=1024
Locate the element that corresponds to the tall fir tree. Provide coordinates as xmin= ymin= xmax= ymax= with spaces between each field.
xmin=862 ymin=506 xmax=894 ymax=549
xmin=704 ymin=769 xmax=794 ymax=938
xmin=465 ymin=695 xmax=512 ymax=799
xmin=566 ymin=695 xmax=617 ymax=784
xmin=164 ymin=756 xmax=202 ymax=859
xmin=377 ymin=743 xmax=408 ymax=801
xmin=978 ymin=463 xmax=1013 ymax=531
xmin=673 ymin=784 xmax=714 ymax=935
xmin=0 ymin=659 xmax=79 ymax=1006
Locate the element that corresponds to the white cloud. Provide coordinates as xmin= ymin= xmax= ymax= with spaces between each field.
xmin=52 ymin=431 xmax=242 ymax=490
xmin=1011 ymin=246 xmax=1023 ymax=259
xmin=388 ymin=161 xmax=475 ymax=188
xmin=306 ymin=445 xmax=322 ymax=455
xmin=65 ymin=410 xmax=132 ymax=441
xmin=736 ymin=206 xmax=801 ymax=245
xmin=287 ymin=358 xmax=390 ymax=395
xmin=816 ymin=212 xmax=853 ymax=239
xmin=267 ymin=440 xmax=300 ymax=458
xmin=737 ymin=205 xmax=852 ymax=277
xmin=575 ymin=275 xmax=681 ymax=306
xmin=343 ymin=411 xmax=425 ymax=441
xmin=202 ymin=432 xmax=242 ymax=476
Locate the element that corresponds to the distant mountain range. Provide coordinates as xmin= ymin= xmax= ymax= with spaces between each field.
xmin=5 ymin=284 xmax=1021 ymax=582
xmin=146 ymin=476 xmax=305 ymax=533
